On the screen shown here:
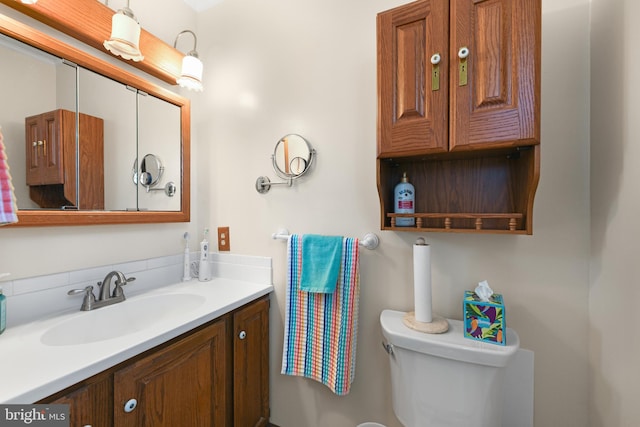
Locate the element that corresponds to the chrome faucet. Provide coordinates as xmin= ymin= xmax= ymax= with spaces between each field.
xmin=68 ymin=270 xmax=136 ymax=311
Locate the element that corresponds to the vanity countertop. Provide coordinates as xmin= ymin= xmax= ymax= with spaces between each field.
xmin=0 ymin=277 xmax=273 ymax=403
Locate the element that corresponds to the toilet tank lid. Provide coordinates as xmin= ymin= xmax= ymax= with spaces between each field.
xmin=380 ymin=310 xmax=519 ymax=368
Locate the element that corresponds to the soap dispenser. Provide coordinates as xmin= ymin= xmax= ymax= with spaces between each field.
xmin=394 ymin=172 xmax=415 ymax=226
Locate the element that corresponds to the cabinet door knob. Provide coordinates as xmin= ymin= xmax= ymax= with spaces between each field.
xmin=238 ymin=330 xmax=247 ymax=340
xmin=430 ymin=53 xmax=441 ymax=65
xmin=458 ymin=47 xmax=470 ymax=59
xmin=124 ymin=398 xmax=138 ymax=413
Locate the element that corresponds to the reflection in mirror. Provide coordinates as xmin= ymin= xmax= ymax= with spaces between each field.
xmin=137 ymin=93 xmax=181 ymax=211
xmin=0 ymin=32 xmax=77 ymax=209
xmin=78 ymin=66 xmax=136 ymax=211
xmin=0 ymin=13 xmax=190 ymax=225
xmin=140 ymin=154 xmax=164 ymax=187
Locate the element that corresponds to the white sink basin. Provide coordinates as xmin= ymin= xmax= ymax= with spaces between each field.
xmin=41 ymin=293 xmax=206 ymax=346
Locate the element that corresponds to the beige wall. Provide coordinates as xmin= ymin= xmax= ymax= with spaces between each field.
xmin=196 ymin=0 xmax=591 ymax=425
xmin=590 ymin=0 xmax=640 ymax=425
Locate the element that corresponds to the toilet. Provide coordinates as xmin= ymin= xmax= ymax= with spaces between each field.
xmin=380 ymin=309 xmax=531 ymax=427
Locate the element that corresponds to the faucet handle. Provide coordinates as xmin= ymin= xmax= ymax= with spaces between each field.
xmin=68 ymin=286 xmax=96 ymax=311
xmin=112 ymin=276 xmax=135 ymax=298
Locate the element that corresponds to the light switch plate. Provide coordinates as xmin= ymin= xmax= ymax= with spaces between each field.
xmin=217 ymin=227 xmax=230 ymax=251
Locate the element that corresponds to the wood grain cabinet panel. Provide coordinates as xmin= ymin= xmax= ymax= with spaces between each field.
xmin=25 ymin=109 xmax=104 ymax=210
xmin=376 ymin=0 xmax=540 ymax=234
xmin=114 ymin=319 xmax=228 ymax=427
xmin=39 ymin=297 xmax=270 ymax=427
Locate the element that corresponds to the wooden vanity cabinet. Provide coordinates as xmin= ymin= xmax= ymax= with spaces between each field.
xmin=233 ymin=297 xmax=270 ymax=427
xmin=25 ymin=109 xmax=104 ymax=210
xmin=39 ymin=296 xmax=270 ymax=427
xmin=44 ymin=371 xmax=113 ymax=427
xmin=376 ymin=0 xmax=541 ymax=234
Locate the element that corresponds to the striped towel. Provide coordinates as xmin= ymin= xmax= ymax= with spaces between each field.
xmin=0 ymin=128 xmax=18 ymax=226
xmin=281 ymin=234 xmax=361 ymax=395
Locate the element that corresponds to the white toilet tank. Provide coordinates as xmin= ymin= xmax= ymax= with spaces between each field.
xmin=380 ymin=310 xmax=520 ymax=427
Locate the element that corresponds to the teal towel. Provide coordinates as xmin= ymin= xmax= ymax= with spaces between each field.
xmin=300 ymin=234 xmax=343 ymax=293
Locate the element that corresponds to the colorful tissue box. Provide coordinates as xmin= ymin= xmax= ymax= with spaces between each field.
xmin=463 ymin=290 xmax=506 ymax=346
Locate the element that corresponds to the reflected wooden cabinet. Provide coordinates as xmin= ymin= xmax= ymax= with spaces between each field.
xmin=377 ymin=0 xmax=541 ymax=234
xmin=25 ymin=109 xmax=104 ymax=210
xmin=39 ymin=297 xmax=270 ymax=427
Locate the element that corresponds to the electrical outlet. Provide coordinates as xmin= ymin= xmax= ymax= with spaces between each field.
xmin=217 ymin=227 xmax=230 ymax=251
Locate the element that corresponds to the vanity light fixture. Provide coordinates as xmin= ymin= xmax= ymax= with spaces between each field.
xmin=103 ymin=0 xmax=144 ymax=62
xmin=173 ymin=30 xmax=203 ymax=92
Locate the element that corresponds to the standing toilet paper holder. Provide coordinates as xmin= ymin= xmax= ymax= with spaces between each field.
xmin=403 ymin=237 xmax=449 ymax=334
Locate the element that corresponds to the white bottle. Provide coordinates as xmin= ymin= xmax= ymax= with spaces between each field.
xmin=198 ymin=228 xmax=213 ymax=281
xmin=394 ymin=172 xmax=415 ymax=226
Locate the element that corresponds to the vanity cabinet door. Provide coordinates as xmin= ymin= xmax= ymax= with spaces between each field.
xmin=233 ymin=297 xmax=270 ymax=427
xmin=40 ymin=371 xmax=113 ymax=427
xmin=113 ymin=317 xmax=230 ymax=427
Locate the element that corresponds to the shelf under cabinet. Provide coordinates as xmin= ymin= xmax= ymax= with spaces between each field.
xmin=377 ymin=146 xmax=540 ymax=235
xmin=386 ymin=212 xmax=525 ymax=234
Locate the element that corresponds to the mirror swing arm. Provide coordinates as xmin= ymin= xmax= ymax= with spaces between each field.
xmin=255 ymin=134 xmax=316 ymax=194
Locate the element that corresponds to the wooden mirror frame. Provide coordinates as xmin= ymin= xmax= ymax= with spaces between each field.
xmin=0 ymin=12 xmax=191 ymax=226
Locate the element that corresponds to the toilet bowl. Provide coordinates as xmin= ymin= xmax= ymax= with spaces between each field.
xmin=380 ymin=309 xmax=525 ymax=427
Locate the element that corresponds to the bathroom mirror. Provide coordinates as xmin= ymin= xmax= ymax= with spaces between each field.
xmin=133 ymin=154 xmax=164 ymax=188
xmin=273 ymin=134 xmax=315 ymax=179
xmin=255 ymin=134 xmax=316 ymax=193
xmin=0 ymin=12 xmax=190 ymax=226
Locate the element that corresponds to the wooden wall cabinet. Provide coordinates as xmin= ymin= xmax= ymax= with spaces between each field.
xmin=377 ymin=0 xmax=541 ymax=234
xmin=40 ymin=297 xmax=270 ymax=427
xmin=25 ymin=109 xmax=104 ymax=210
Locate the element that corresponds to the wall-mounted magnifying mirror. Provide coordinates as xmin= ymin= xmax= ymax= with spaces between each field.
xmin=132 ymin=153 xmax=176 ymax=197
xmin=256 ymin=134 xmax=316 ymax=193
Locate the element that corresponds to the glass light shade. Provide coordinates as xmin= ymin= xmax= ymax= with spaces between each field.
xmin=177 ymin=54 xmax=203 ymax=92
xmin=21 ymin=0 xmax=38 ymax=4
xmin=103 ymin=11 xmax=143 ymax=62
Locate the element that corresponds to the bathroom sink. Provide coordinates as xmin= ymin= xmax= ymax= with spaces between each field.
xmin=41 ymin=293 xmax=206 ymax=346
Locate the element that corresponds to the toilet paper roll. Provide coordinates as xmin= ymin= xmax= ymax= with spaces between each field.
xmin=413 ymin=243 xmax=432 ymax=323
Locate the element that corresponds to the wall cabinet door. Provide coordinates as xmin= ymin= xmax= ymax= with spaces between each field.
xmin=450 ymin=0 xmax=540 ymax=151
xmin=377 ymin=0 xmax=449 ymax=158
xmin=377 ymin=0 xmax=540 ymax=157
xmin=233 ymin=297 xmax=270 ymax=427
xmin=113 ymin=318 xmax=229 ymax=427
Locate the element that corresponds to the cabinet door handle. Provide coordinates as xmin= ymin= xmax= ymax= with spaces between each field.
xmin=458 ymin=47 xmax=469 ymax=86
xmin=238 ymin=330 xmax=247 ymax=340
xmin=124 ymin=398 xmax=138 ymax=413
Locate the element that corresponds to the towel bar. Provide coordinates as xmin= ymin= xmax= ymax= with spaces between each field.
xmin=272 ymin=229 xmax=379 ymax=250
